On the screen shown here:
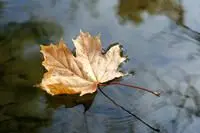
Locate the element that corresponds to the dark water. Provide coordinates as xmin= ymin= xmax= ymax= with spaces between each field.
xmin=1 ymin=0 xmax=200 ymax=133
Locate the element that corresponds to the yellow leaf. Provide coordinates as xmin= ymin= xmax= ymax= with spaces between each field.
xmin=39 ymin=31 xmax=126 ymax=96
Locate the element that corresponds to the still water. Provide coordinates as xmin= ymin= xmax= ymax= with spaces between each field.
xmin=0 ymin=0 xmax=200 ymax=133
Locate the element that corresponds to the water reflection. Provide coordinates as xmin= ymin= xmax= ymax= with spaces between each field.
xmin=0 ymin=1 xmax=4 ymax=17
xmin=117 ymin=0 xmax=183 ymax=25
xmin=0 ymin=2 xmax=63 ymax=132
xmin=0 ymin=0 xmax=200 ymax=133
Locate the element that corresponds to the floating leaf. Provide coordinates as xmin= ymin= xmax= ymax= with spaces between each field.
xmin=39 ymin=31 xmax=126 ymax=96
xmin=38 ymin=31 xmax=160 ymax=131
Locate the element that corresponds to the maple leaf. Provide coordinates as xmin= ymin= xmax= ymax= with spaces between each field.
xmin=39 ymin=31 xmax=127 ymax=96
xmin=38 ymin=31 xmax=160 ymax=132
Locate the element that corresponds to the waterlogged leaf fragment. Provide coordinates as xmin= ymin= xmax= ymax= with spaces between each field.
xmin=39 ymin=31 xmax=126 ymax=96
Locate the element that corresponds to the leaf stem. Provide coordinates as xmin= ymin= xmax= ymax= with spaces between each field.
xmin=98 ymin=88 xmax=160 ymax=132
xmin=99 ymin=82 xmax=160 ymax=97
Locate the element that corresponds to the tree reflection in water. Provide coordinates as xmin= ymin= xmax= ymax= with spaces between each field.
xmin=117 ymin=0 xmax=184 ymax=25
xmin=0 ymin=13 xmax=63 ymax=133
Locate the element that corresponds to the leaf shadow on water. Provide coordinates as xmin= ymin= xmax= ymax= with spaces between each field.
xmin=45 ymin=92 xmax=97 ymax=111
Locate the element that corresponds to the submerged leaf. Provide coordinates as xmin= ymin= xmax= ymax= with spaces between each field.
xmin=39 ymin=31 xmax=126 ymax=96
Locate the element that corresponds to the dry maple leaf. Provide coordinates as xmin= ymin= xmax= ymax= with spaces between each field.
xmin=39 ymin=31 xmax=127 ymax=96
xmin=39 ymin=31 xmax=160 ymax=132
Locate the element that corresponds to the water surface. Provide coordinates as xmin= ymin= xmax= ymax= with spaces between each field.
xmin=0 ymin=0 xmax=200 ymax=133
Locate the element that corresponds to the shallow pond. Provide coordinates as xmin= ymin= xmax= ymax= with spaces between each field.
xmin=0 ymin=0 xmax=200 ymax=133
